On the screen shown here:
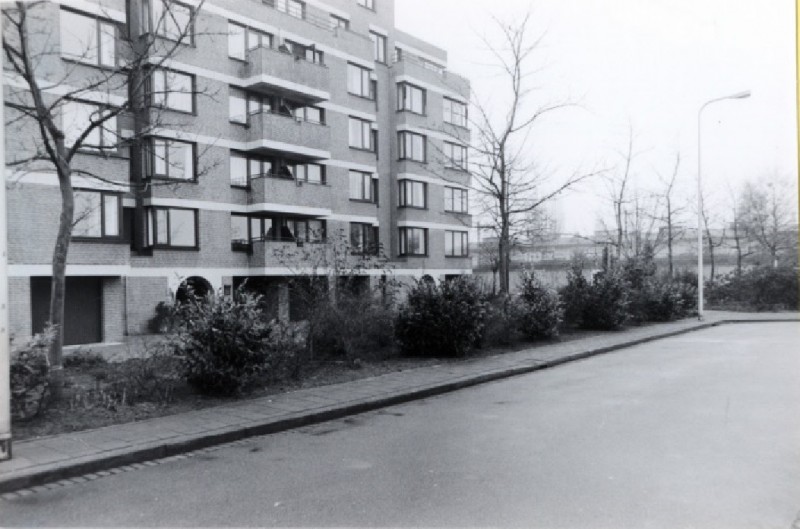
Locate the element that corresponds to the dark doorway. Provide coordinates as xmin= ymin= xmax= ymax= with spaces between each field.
xmin=31 ymin=277 xmax=103 ymax=345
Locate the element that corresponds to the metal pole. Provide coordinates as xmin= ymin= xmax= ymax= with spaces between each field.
xmin=0 ymin=20 xmax=12 ymax=460
xmin=696 ymin=91 xmax=751 ymax=321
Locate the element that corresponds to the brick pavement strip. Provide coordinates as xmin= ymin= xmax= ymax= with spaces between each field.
xmin=0 ymin=312 xmax=796 ymax=494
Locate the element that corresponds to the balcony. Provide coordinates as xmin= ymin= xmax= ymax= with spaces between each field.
xmin=391 ymin=53 xmax=470 ymax=99
xmin=247 ymin=174 xmax=333 ymax=216
xmin=240 ymin=46 xmax=330 ymax=104
xmin=245 ymin=111 xmax=331 ymax=160
xmin=248 ymin=239 xmax=330 ymax=269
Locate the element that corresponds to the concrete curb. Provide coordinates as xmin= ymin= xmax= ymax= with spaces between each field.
xmin=0 ymin=317 xmax=795 ymax=494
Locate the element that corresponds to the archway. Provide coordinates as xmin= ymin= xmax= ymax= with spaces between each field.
xmin=175 ymin=276 xmax=213 ymax=304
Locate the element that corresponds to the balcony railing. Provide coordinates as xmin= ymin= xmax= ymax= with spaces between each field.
xmin=245 ymin=111 xmax=330 ymax=158
xmin=241 ymin=45 xmax=330 ymax=102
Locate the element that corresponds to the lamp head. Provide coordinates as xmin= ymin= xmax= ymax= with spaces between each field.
xmin=729 ymin=90 xmax=751 ymax=99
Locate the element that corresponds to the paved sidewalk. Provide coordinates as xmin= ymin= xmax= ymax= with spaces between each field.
xmin=1 ymin=311 xmax=797 ymax=493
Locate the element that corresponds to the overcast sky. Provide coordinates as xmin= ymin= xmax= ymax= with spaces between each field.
xmin=396 ymin=0 xmax=797 ymax=235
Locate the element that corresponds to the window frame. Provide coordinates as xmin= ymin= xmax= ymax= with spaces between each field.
xmin=149 ymin=137 xmax=197 ymax=181
xmin=357 ymin=0 xmax=375 ymax=10
xmin=59 ymin=8 xmax=117 ymax=68
xmin=397 ymin=82 xmax=426 ymax=115
xmin=398 ymin=131 xmax=426 ymax=162
xmin=443 ymin=97 xmax=468 ymax=128
xmin=398 ymin=179 xmax=427 ymax=209
xmin=349 ymin=117 xmax=375 ymax=152
xmin=71 ymin=189 xmax=123 ymax=241
xmin=347 ymin=63 xmax=374 ymax=100
xmin=349 ymin=170 xmax=376 ymax=202
xmin=148 ymin=206 xmax=199 ymax=249
xmin=444 ymin=141 xmax=468 ymax=170
xmin=151 ymin=67 xmax=195 ymax=114
xmin=151 ymin=0 xmax=194 ymax=44
xmin=445 ymin=230 xmax=469 ymax=257
xmin=398 ymin=227 xmax=428 ymax=257
xmin=350 ymin=223 xmax=379 ymax=255
xmin=370 ymin=31 xmax=386 ymax=63
xmin=444 ymin=187 xmax=469 ymax=214
xmin=330 ymin=14 xmax=349 ymax=30
xmin=62 ymin=100 xmax=119 ymax=153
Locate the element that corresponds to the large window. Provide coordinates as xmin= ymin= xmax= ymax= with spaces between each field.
xmin=229 ymin=87 xmax=247 ymax=124
xmin=444 ymin=98 xmax=468 ymax=127
xmin=370 ymin=31 xmax=386 ymax=63
xmin=274 ymin=0 xmax=305 ymax=19
xmin=357 ymin=0 xmax=375 ymax=10
xmin=349 ymin=117 xmax=374 ymax=151
xmin=349 ymin=171 xmax=376 ymax=202
xmin=445 ymin=231 xmax=469 ymax=257
xmin=152 ymin=68 xmax=194 ymax=113
xmin=73 ymin=190 xmax=121 ymax=239
xmin=444 ymin=142 xmax=467 ymax=170
xmin=152 ymin=0 xmax=193 ymax=42
xmin=228 ymin=22 xmax=272 ymax=60
xmin=399 ymin=227 xmax=427 ymax=256
xmin=347 ymin=63 xmax=374 ymax=99
xmin=350 ymin=223 xmax=378 ymax=255
xmin=148 ymin=207 xmax=198 ymax=248
xmin=63 ymin=101 xmax=118 ymax=151
xmin=150 ymin=138 xmax=195 ymax=180
xmin=248 ymin=217 xmax=325 ymax=243
xmin=398 ymin=180 xmax=426 ymax=208
xmin=295 ymin=163 xmax=325 ymax=184
xmin=398 ymin=131 xmax=426 ymax=162
xmin=330 ymin=14 xmax=349 ymax=30
xmin=444 ymin=187 xmax=468 ymax=213
xmin=397 ymin=83 xmax=425 ymax=114
xmin=282 ymin=40 xmax=323 ymax=64
xmin=60 ymin=9 xmax=116 ymax=67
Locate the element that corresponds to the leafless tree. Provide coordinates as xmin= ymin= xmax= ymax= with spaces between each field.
xmin=2 ymin=0 xmax=208 ymax=389
xmin=596 ymin=126 xmax=640 ymax=260
xmin=653 ymin=153 xmax=687 ymax=277
xmin=739 ymin=177 xmax=797 ymax=268
xmin=699 ymin=187 xmax=726 ymax=280
xmin=724 ymin=183 xmax=754 ymax=274
xmin=468 ymin=13 xmax=600 ymax=293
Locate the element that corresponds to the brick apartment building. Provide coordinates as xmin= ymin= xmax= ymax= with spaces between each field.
xmin=3 ymin=0 xmax=472 ymax=346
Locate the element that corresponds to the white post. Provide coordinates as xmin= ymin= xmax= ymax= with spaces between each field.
xmin=0 ymin=21 xmax=12 ymax=460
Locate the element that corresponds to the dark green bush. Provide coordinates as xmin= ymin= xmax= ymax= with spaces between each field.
xmin=147 ymin=301 xmax=177 ymax=334
xmin=706 ymin=266 xmax=799 ymax=311
xmin=395 ymin=276 xmax=489 ymax=357
xmin=481 ymin=294 xmax=521 ymax=347
xmin=516 ymin=271 xmax=563 ymax=339
xmin=562 ymin=264 xmax=629 ymax=330
xmin=63 ymin=350 xmax=107 ymax=369
xmin=165 ymin=289 xmax=302 ymax=395
xmin=560 ymin=262 xmax=591 ymax=326
xmin=11 ymin=328 xmax=53 ymax=421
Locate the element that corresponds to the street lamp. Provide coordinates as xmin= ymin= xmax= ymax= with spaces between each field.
xmin=697 ymin=90 xmax=750 ymax=320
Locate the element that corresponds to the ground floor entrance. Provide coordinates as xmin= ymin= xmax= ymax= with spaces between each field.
xmin=31 ymin=276 xmax=103 ymax=345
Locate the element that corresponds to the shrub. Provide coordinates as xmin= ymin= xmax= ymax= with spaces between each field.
xmin=560 ymin=262 xmax=591 ymax=326
xmin=165 ymin=288 xmax=299 ymax=396
xmin=582 ymin=267 xmax=630 ymax=330
xmin=147 ymin=301 xmax=177 ymax=334
xmin=10 ymin=328 xmax=53 ymax=421
xmin=706 ymin=266 xmax=799 ymax=311
xmin=481 ymin=294 xmax=521 ymax=347
xmin=395 ymin=276 xmax=489 ymax=357
xmin=63 ymin=350 xmax=107 ymax=369
xmin=628 ymin=278 xmax=687 ymax=322
xmin=516 ymin=271 xmax=563 ymax=339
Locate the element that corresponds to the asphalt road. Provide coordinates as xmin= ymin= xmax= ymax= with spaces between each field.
xmin=3 ymin=323 xmax=799 ymax=528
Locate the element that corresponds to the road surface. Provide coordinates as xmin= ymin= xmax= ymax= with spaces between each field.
xmin=3 ymin=322 xmax=799 ymax=527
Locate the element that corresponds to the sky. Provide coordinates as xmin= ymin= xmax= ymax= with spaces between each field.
xmin=395 ymin=0 xmax=798 ymax=235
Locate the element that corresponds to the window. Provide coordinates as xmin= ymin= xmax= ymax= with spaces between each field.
xmin=249 ymin=217 xmax=325 ymax=243
xmin=152 ymin=0 xmax=193 ymax=42
xmin=330 ymin=14 xmax=349 ymax=30
xmin=228 ymin=22 xmax=272 ymax=60
xmin=347 ymin=63 xmax=374 ymax=99
xmin=357 ymin=0 xmax=375 ymax=10
xmin=398 ymin=131 xmax=426 ymax=162
xmin=399 ymin=227 xmax=427 ymax=256
xmin=349 ymin=171 xmax=376 ymax=202
xmin=230 ymin=214 xmax=250 ymax=251
xmin=150 ymin=138 xmax=195 ymax=180
xmin=229 ymin=87 xmax=247 ymax=124
xmin=444 ymin=187 xmax=468 ymax=213
xmin=60 ymin=9 xmax=116 ymax=67
xmin=444 ymin=142 xmax=467 ymax=170
xmin=275 ymin=0 xmax=305 ymax=19
xmin=398 ymin=180 xmax=426 ymax=208
xmin=73 ymin=190 xmax=121 ymax=239
xmin=350 ymin=223 xmax=378 ymax=255
xmin=444 ymin=98 xmax=468 ymax=127
xmin=229 ymin=152 xmax=249 ymax=187
xmin=152 ymin=68 xmax=194 ymax=113
xmin=298 ymin=106 xmax=325 ymax=124
xmin=148 ymin=207 xmax=197 ymax=248
xmin=397 ymin=83 xmax=425 ymax=114
xmin=445 ymin=231 xmax=469 ymax=257
xmin=295 ymin=163 xmax=325 ymax=184
xmin=282 ymin=40 xmax=323 ymax=64
xmin=349 ymin=117 xmax=374 ymax=151
xmin=63 ymin=101 xmax=117 ymax=151
xmin=370 ymin=32 xmax=386 ymax=63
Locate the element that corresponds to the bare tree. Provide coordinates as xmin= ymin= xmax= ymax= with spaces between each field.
xmin=739 ymin=178 xmax=797 ymax=268
xmin=468 ymin=13 xmax=599 ymax=293
xmin=2 ymin=0 xmax=207 ymax=388
xmin=724 ymin=183 xmax=754 ymax=274
xmin=653 ymin=153 xmax=686 ymax=277
xmin=699 ymin=187 xmax=726 ymax=281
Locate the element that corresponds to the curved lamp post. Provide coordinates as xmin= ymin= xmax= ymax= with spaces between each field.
xmin=697 ymin=90 xmax=750 ymax=320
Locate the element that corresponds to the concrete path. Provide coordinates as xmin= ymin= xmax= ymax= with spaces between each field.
xmin=1 ymin=311 xmax=797 ymax=494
